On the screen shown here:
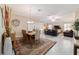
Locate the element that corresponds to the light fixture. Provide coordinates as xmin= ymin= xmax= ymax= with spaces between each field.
xmin=27 ymin=21 xmax=34 ymax=23
xmin=48 ymin=15 xmax=61 ymax=22
xmin=26 ymin=6 xmax=34 ymax=24
xmin=48 ymin=16 xmax=56 ymax=22
xmin=51 ymin=19 xmax=56 ymax=22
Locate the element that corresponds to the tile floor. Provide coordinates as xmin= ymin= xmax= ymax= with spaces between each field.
xmin=0 ymin=32 xmax=79 ymax=55
xmin=40 ymin=33 xmax=74 ymax=55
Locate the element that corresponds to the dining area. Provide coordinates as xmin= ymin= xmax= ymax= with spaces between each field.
xmin=21 ymin=29 xmax=40 ymax=47
xmin=14 ymin=28 xmax=56 ymax=55
xmin=1 ymin=27 xmax=41 ymax=55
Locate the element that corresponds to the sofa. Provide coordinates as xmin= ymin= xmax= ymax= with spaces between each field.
xmin=44 ymin=29 xmax=57 ymax=36
xmin=63 ymin=30 xmax=73 ymax=37
xmin=54 ymin=25 xmax=61 ymax=29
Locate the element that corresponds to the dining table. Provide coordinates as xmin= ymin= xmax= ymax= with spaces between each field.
xmin=26 ymin=31 xmax=36 ymax=46
xmin=26 ymin=31 xmax=36 ymax=36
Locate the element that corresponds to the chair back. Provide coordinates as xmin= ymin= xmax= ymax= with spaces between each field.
xmin=22 ymin=30 xmax=29 ymax=43
xmin=35 ymin=29 xmax=40 ymax=40
xmin=22 ymin=30 xmax=26 ymax=38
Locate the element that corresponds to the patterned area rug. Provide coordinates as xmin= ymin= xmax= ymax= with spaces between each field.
xmin=15 ymin=38 xmax=56 ymax=55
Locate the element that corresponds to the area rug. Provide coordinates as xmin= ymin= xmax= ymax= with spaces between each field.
xmin=15 ymin=38 xmax=56 ymax=55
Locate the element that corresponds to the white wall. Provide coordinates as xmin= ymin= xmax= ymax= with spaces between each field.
xmin=11 ymin=11 xmax=75 ymax=37
xmin=11 ymin=14 xmax=28 ymax=37
xmin=11 ymin=14 xmax=75 ymax=37
xmin=11 ymin=13 xmax=44 ymax=37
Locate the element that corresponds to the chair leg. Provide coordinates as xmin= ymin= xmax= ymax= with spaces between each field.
xmin=29 ymin=36 xmax=33 ymax=47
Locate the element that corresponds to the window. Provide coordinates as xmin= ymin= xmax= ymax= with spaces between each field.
xmin=64 ymin=24 xmax=71 ymax=31
xmin=48 ymin=25 xmax=52 ymax=30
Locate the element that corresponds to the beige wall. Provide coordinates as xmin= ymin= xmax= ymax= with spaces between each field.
xmin=11 ymin=14 xmax=43 ymax=37
xmin=11 ymin=14 xmax=74 ymax=37
xmin=11 ymin=14 xmax=28 ymax=37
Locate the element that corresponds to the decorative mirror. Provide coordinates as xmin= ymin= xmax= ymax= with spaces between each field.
xmin=11 ymin=19 xmax=20 ymax=27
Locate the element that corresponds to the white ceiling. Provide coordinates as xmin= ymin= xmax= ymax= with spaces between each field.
xmin=7 ymin=4 xmax=79 ymax=23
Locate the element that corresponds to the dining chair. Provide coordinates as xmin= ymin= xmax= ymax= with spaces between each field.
xmin=22 ymin=30 xmax=29 ymax=44
xmin=35 ymin=29 xmax=40 ymax=44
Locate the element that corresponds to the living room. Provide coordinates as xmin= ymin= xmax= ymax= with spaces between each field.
xmin=0 ymin=4 xmax=79 ymax=55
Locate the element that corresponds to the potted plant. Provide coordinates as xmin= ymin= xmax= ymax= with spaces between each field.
xmin=74 ymin=19 xmax=79 ymax=40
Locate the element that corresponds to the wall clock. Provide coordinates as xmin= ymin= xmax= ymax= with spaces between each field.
xmin=11 ymin=19 xmax=20 ymax=27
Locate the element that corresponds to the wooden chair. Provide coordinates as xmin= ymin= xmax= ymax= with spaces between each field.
xmin=22 ymin=30 xmax=29 ymax=44
xmin=22 ymin=30 xmax=36 ymax=47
